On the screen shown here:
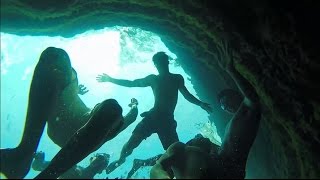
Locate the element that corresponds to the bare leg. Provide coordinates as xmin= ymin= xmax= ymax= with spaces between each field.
xmin=126 ymin=154 xmax=162 ymax=179
xmin=0 ymin=47 xmax=73 ymax=179
xmin=105 ymin=99 xmax=141 ymax=174
xmin=106 ymin=134 xmax=144 ymax=174
xmin=32 ymin=152 xmax=110 ymax=179
xmin=35 ymin=117 xmax=103 ymax=179
xmin=35 ymin=99 xmax=123 ymax=179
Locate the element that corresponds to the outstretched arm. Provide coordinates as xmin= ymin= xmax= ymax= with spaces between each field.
xmin=178 ymin=75 xmax=213 ymax=114
xmin=96 ymin=73 xmax=155 ymax=87
xmin=218 ymin=41 xmax=259 ymax=105
xmin=217 ymin=41 xmax=261 ymax=162
xmin=227 ymin=64 xmax=259 ymax=107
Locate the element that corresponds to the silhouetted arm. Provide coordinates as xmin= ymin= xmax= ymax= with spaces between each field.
xmin=227 ymin=66 xmax=259 ymax=106
xmin=178 ymin=75 xmax=213 ymax=114
xmin=217 ymin=42 xmax=261 ymax=163
xmin=218 ymin=41 xmax=259 ymax=106
xmin=97 ymin=74 xmax=155 ymax=87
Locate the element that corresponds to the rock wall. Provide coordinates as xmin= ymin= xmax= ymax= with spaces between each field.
xmin=1 ymin=0 xmax=319 ymax=178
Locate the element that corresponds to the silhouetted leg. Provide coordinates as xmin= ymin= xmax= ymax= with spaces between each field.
xmin=126 ymin=154 xmax=162 ymax=179
xmin=0 ymin=47 xmax=73 ymax=179
xmin=32 ymin=152 xmax=83 ymax=179
xmin=123 ymin=106 xmax=138 ymax=125
xmin=35 ymin=120 xmax=100 ymax=179
xmin=158 ymin=120 xmax=179 ymax=150
xmin=35 ymin=99 xmax=122 ymax=179
xmin=106 ymin=114 xmax=153 ymax=174
xmin=105 ymin=134 xmax=144 ymax=174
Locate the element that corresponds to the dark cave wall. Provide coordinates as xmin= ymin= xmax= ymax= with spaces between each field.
xmin=1 ymin=0 xmax=319 ymax=178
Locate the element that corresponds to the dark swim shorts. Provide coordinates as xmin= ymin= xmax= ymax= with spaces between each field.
xmin=132 ymin=110 xmax=179 ymax=149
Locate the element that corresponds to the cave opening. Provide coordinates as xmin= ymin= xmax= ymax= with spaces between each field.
xmin=1 ymin=0 xmax=320 ymax=178
xmin=0 ymin=26 xmax=222 ymax=179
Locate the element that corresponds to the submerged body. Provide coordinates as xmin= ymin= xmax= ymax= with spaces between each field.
xmin=97 ymin=52 xmax=213 ymax=174
xmin=150 ymin=41 xmax=261 ymax=179
xmin=32 ymin=152 xmax=110 ymax=179
xmin=130 ymin=73 xmax=186 ymax=149
xmin=151 ymin=139 xmax=220 ymax=179
xmin=0 ymin=47 xmax=138 ymax=179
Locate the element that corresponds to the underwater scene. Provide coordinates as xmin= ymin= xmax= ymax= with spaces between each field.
xmin=0 ymin=27 xmax=221 ymax=179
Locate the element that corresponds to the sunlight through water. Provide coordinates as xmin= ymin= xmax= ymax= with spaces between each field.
xmin=0 ymin=26 xmax=221 ymax=179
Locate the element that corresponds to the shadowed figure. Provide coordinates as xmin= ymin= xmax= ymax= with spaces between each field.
xmin=96 ymin=52 xmax=213 ymax=174
xmin=150 ymin=41 xmax=261 ymax=179
xmin=0 ymin=47 xmax=138 ymax=179
xmin=32 ymin=152 xmax=110 ymax=179
xmin=35 ymin=98 xmax=136 ymax=179
xmin=126 ymin=154 xmax=162 ymax=179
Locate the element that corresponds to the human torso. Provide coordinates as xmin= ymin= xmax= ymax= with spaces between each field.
xmin=150 ymin=73 xmax=181 ymax=115
xmin=215 ymin=100 xmax=260 ymax=179
xmin=171 ymin=145 xmax=245 ymax=179
xmin=47 ymin=79 xmax=90 ymax=147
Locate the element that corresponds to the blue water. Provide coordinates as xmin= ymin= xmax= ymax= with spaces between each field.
xmin=0 ymin=27 xmax=221 ymax=179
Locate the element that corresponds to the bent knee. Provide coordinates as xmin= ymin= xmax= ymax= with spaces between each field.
xmin=35 ymin=47 xmax=73 ymax=86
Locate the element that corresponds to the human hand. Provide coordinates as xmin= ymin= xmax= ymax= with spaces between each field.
xmin=78 ymin=84 xmax=89 ymax=95
xmin=200 ymin=102 xmax=213 ymax=114
xmin=140 ymin=111 xmax=149 ymax=117
xmin=96 ymin=73 xmax=111 ymax=83
xmin=33 ymin=151 xmax=45 ymax=161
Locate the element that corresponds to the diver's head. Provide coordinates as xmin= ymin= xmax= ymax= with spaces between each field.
xmin=187 ymin=134 xmax=220 ymax=155
xmin=90 ymin=153 xmax=110 ymax=164
xmin=217 ymin=89 xmax=243 ymax=114
xmin=89 ymin=153 xmax=110 ymax=173
xmin=186 ymin=134 xmax=213 ymax=154
xmin=152 ymin=52 xmax=169 ymax=73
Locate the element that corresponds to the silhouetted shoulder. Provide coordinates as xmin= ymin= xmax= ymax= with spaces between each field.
xmin=173 ymin=74 xmax=184 ymax=86
xmin=145 ymin=74 xmax=157 ymax=83
xmin=133 ymin=74 xmax=157 ymax=87
xmin=146 ymin=74 xmax=157 ymax=80
xmin=167 ymin=141 xmax=186 ymax=155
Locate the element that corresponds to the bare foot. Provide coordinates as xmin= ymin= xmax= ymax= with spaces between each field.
xmin=126 ymin=159 xmax=145 ymax=179
xmin=0 ymin=147 xmax=33 ymax=179
xmin=128 ymin=98 xmax=138 ymax=108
